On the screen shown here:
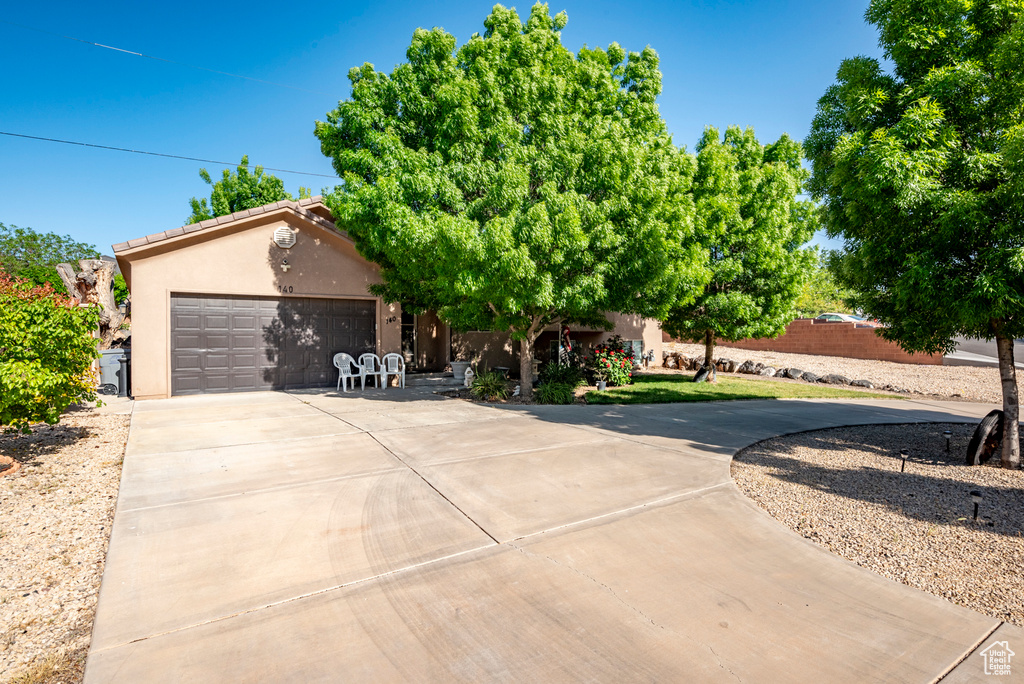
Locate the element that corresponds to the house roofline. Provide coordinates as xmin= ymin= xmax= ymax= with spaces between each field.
xmin=111 ymin=196 xmax=348 ymax=255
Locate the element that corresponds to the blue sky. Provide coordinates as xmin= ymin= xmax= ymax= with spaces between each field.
xmin=1 ymin=0 xmax=884 ymax=254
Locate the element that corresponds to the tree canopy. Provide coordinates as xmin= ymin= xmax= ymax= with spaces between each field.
xmin=315 ymin=3 xmax=704 ymax=397
xmin=793 ymin=252 xmax=854 ymax=318
xmin=0 ymin=223 xmax=100 ymax=290
xmin=661 ymin=126 xmax=816 ymax=374
xmin=805 ymin=0 xmax=1024 ymax=467
xmin=187 ymin=155 xmax=311 ymax=224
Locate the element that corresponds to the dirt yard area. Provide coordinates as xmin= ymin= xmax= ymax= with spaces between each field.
xmin=666 ymin=341 xmax=1018 ymax=403
xmin=0 ymin=401 xmax=130 ymax=683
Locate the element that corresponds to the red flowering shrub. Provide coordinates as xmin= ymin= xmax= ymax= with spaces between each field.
xmin=585 ymin=336 xmax=635 ymax=387
xmin=0 ymin=270 xmax=99 ymax=432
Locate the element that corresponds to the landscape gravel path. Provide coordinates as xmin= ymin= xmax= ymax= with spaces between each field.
xmin=0 ymin=402 xmax=130 ymax=682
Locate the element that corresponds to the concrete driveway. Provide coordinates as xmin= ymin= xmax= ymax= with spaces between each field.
xmin=85 ymin=390 xmax=1021 ymax=682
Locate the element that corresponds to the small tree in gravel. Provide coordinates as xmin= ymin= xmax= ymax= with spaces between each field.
xmin=661 ymin=126 xmax=816 ymax=380
xmin=806 ymin=0 xmax=1024 ymax=468
xmin=0 ymin=270 xmax=99 ymax=433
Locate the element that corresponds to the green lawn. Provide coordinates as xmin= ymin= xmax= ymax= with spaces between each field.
xmin=585 ymin=372 xmax=898 ymax=404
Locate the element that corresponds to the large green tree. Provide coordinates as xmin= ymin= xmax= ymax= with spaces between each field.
xmin=0 ymin=223 xmax=100 ymax=290
xmin=806 ymin=0 xmax=1024 ymax=468
xmin=661 ymin=126 xmax=816 ymax=378
xmin=315 ymin=3 xmax=703 ymax=398
xmin=187 ymin=155 xmax=311 ymax=224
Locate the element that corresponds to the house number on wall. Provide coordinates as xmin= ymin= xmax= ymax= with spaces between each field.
xmin=277 ymin=285 xmax=294 ymax=294
xmin=385 ymin=316 xmax=397 ymax=324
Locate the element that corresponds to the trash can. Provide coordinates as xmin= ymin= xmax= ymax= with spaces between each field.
xmin=98 ymin=348 xmax=129 ymax=395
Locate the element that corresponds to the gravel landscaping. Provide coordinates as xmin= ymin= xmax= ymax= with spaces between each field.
xmin=733 ymin=423 xmax=1023 ymax=627
xmin=0 ymin=403 xmax=130 ymax=683
xmin=665 ymin=341 xmax=1019 ymax=402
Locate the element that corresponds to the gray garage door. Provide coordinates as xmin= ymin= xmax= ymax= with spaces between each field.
xmin=170 ymin=294 xmax=376 ymax=395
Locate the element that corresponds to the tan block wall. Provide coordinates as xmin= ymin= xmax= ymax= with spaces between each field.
xmin=119 ymin=212 xmax=397 ymax=399
xmin=666 ymin=318 xmax=942 ymax=365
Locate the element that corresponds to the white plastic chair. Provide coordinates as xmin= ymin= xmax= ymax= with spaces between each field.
xmin=333 ymin=353 xmax=364 ymax=392
xmin=358 ymin=353 xmax=383 ymax=388
xmin=381 ymin=353 xmax=405 ymax=389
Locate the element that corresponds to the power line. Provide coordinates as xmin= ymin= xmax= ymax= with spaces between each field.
xmin=0 ymin=19 xmax=335 ymax=97
xmin=0 ymin=131 xmax=339 ymax=179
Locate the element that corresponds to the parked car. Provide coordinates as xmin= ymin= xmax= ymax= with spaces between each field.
xmin=815 ymin=312 xmax=860 ymax=322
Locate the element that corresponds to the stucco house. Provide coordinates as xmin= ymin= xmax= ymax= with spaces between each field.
xmin=113 ymin=196 xmax=663 ymax=399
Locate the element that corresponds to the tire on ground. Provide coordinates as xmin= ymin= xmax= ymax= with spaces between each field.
xmin=966 ymin=409 xmax=1004 ymax=466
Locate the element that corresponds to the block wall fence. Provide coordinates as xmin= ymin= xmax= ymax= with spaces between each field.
xmin=664 ymin=318 xmax=943 ymax=366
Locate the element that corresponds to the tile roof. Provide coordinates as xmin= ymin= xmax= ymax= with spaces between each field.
xmin=112 ymin=196 xmax=341 ymax=253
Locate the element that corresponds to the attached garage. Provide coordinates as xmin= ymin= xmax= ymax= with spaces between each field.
xmin=170 ymin=294 xmax=376 ymax=395
xmin=113 ymin=197 xmax=402 ymax=399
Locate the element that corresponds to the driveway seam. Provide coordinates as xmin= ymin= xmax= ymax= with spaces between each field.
xmin=117 ymin=465 xmax=407 ymax=514
xmin=297 ymin=394 xmax=502 ymax=545
xmin=507 ymin=481 xmax=733 ymax=544
xmin=364 ymin=430 xmax=501 ymax=545
xmin=88 ymin=543 xmax=497 ymax=655
xmin=94 ymin=479 xmax=737 ymax=655
xmin=126 ymin=428 xmax=365 ymax=456
xmin=933 ymin=621 xmax=1004 ymax=683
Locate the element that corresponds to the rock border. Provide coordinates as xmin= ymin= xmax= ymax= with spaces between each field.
xmin=661 ymin=351 xmax=900 ymax=392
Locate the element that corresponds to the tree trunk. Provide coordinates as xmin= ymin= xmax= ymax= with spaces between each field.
xmin=701 ymin=329 xmax=716 ymax=382
xmin=995 ymin=331 xmax=1020 ymax=469
xmin=56 ymin=259 xmax=126 ymax=350
xmin=519 ymin=337 xmax=535 ymax=401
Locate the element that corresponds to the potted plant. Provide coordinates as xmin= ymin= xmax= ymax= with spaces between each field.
xmin=451 ymin=349 xmax=475 ymax=383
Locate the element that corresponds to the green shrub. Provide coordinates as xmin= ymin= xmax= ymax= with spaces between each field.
xmin=535 ymin=382 xmax=576 ymax=405
xmin=539 ymin=362 xmax=585 ymax=387
xmin=0 ymin=270 xmax=100 ymax=432
xmin=470 ymin=369 xmax=509 ymax=401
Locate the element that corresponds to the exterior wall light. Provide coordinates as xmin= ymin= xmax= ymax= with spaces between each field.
xmin=281 ymin=258 xmax=291 ymax=272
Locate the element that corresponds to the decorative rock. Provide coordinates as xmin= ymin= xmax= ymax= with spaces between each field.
xmin=693 ymin=366 xmax=711 ymax=383
xmin=715 ymin=358 xmax=736 ymax=373
xmin=664 ymin=355 xmax=678 ymax=369
xmin=802 ymin=371 xmax=822 ymax=383
xmin=784 ymin=368 xmax=805 ymax=380
xmin=758 ymin=366 xmax=778 ymax=377
xmin=851 ymin=379 xmax=874 ymax=389
xmin=737 ymin=360 xmax=758 ymax=374
xmin=822 ymin=374 xmax=851 ymax=385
